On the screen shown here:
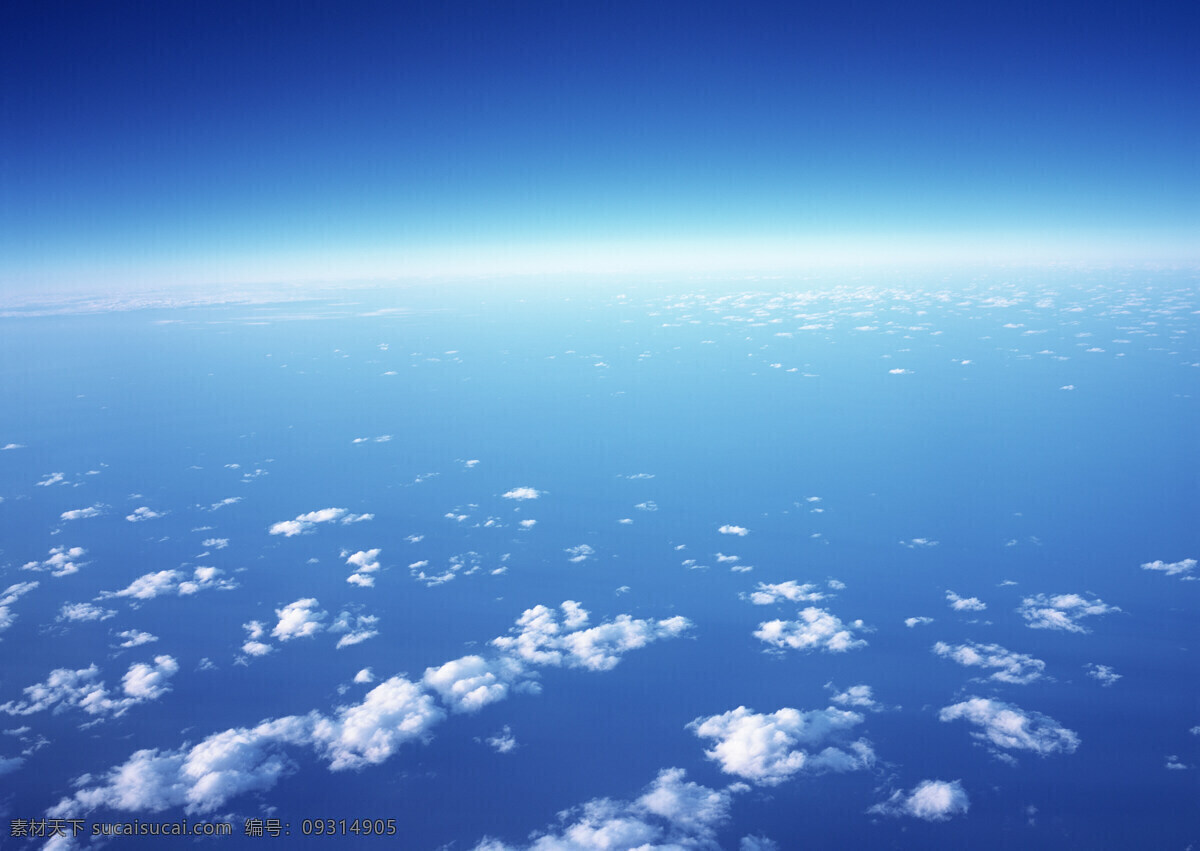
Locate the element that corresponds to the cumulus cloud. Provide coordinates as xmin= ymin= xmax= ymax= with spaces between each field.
xmin=47 ymin=598 xmax=692 ymax=822
xmin=241 ymin=621 xmax=272 ymax=656
xmin=329 ymin=611 xmax=379 ymax=648
xmin=743 ymin=581 xmax=825 ymax=605
xmin=36 ymin=472 xmax=67 ymax=487
xmin=491 ymin=602 xmax=691 ymax=672
xmin=272 ymin=599 xmax=327 ymax=641
xmin=753 ymin=607 xmax=869 ymax=653
xmin=485 ymin=726 xmax=517 ymax=753
xmin=689 ymin=706 xmax=874 ymax=785
xmin=1018 ymin=593 xmax=1119 ymax=632
xmin=423 ymin=655 xmax=519 ymax=713
xmin=1085 ymin=663 xmax=1121 ymax=686
xmin=268 ymin=508 xmax=373 ymax=536
xmin=932 ymin=641 xmax=1046 ymax=684
xmin=201 ymin=538 xmax=229 ymax=550
xmin=945 ymin=590 xmax=986 ymax=612
xmin=0 ymin=599 xmax=32 ymax=653
xmin=1 ymin=656 xmax=178 ymax=719
xmin=501 ymin=487 xmax=541 ymax=500
xmin=208 ymin=497 xmax=241 ymax=511
xmin=1140 ymin=558 xmax=1196 ymax=577
xmin=564 ymin=544 xmax=595 ymax=563
xmin=100 ymin=567 xmax=235 ymax=600
xmin=115 ymin=630 xmax=158 ymax=648
xmin=57 ymin=602 xmax=116 ymax=622
xmin=939 ymin=697 xmax=1079 ymax=755
xmin=60 ymin=504 xmax=104 ymax=520
xmin=125 ymin=506 xmax=164 ymax=522
xmin=472 ymin=768 xmax=731 ymax=850
xmin=827 ymin=684 xmax=883 ymax=711
xmin=870 ymin=779 xmax=970 ymax=821
xmin=719 ymin=525 xmax=749 ymax=536
xmin=904 ymin=616 xmax=934 ymax=628
xmin=22 ymin=546 xmax=88 ymax=577
xmin=344 ymin=548 xmax=382 ymax=586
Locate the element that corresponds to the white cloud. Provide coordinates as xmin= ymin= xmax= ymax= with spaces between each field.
xmin=689 ymin=706 xmax=874 ymax=785
xmin=22 ymin=546 xmax=87 ymax=577
xmin=344 ymin=548 xmax=382 ymax=585
xmin=939 ymin=697 xmax=1079 ymax=755
xmin=827 ymin=684 xmax=882 ymax=711
xmin=60 ymin=504 xmax=104 ymax=520
xmin=100 ymin=567 xmax=235 ymax=600
xmin=125 ymin=506 xmax=164 ymax=522
xmin=2 ymin=443 xmax=24 ymax=450
xmin=945 ymin=590 xmax=986 ymax=612
xmin=491 ymin=602 xmax=692 ymax=672
xmin=501 ymin=487 xmax=541 ymax=500
xmin=115 ymin=630 xmax=158 ymax=648
xmin=472 ymin=767 xmax=732 ymax=850
xmin=870 ymin=779 xmax=970 ymax=821
xmin=1140 ymin=558 xmax=1196 ymax=577
xmin=904 ymin=616 xmax=934 ymax=628
xmin=208 ymin=497 xmax=241 ymax=511
xmin=423 ymin=655 xmax=518 ymax=713
xmin=635 ymin=500 xmax=658 ymax=512
xmin=57 ymin=602 xmax=116 ymax=622
xmin=888 ymin=368 xmax=912 ymax=374
xmin=519 ymin=519 xmax=537 ymax=528
xmin=743 ymin=581 xmax=825 ymax=605
xmin=1084 ymin=663 xmax=1121 ymax=686
xmin=900 ymin=538 xmax=938 ymax=548
xmin=36 ymin=472 xmax=66 ymax=487
xmin=201 ymin=538 xmax=229 ymax=550
xmin=719 ymin=525 xmax=749 ymax=536
xmin=1018 ymin=593 xmax=1119 ymax=632
xmin=268 ymin=508 xmax=373 ymax=536
xmin=740 ymin=837 xmax=780 ymax=851
xmin=485 ymin=725 xmax=517 ymax=753
xmin=1 ymin=656 xmax=178 ymax=719
xmin=272 ymin=599 xmax=327 ymax=641
xmin=932 ymin=641 xmax=1045 ymax=684
xmin=312 ymin=676 xmax=445 ymax=771
xmin=353 ymin=668 xmax=374 ymax=684
xmin=330 ymin=611 xmax=379 ymax=648
xmin=565 ymin=544 xmax=595 ymax=563
xmin=753 ymin=607 xmax=869 ymax=653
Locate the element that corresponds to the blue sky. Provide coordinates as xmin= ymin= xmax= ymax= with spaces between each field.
xmin=2 ymin=0 xmax=1198 ymax=292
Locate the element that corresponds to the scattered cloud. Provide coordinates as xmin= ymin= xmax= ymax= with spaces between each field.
xmin=904 ymin=616 xmax=934 ymax=628
xmin=1140 ymin=558 xmax=1195 ymax=578
xmin=472 ymin=768 xmax=731 ymax=850
xmin=1084 ymin=663 xmax=1121 ymax=687
xmin=1018 ymin=593 xmax=1119 ymax=632
xmin=719 ymin=525 xmax=749 ymax=536
xmin=743 ymin=581 xmax=825 ymax=605
xmin=22 ymin=546 xmax=88 ymax=577
xmin=60 ymin=504 xmax=104 ymax=520
xmin=900 ymin=538 xmax=938 ymax=548
xmin=36 ymin=472 xmax=67 ymax=487
xmin=826 ymin=684 xmax=884 ymax=711
xmin=57 ymin=602 xmax=116 ymax=623
xmin=99 ymin=567 xmax=235 ymax=600
xmin=491 ymin=601 xmax=691 ymax=672
xmin=268 ymin=508 xmax=373 ymax=536
xmin=272 ymin=598 xmax=327 ymax=641
xmin=344 ymin=548 xmax=382 ymax=586
xmin=485 ymin=726 xmax=517 ymax=753
xmin=932 ymin=641 xmax=1045 ymax=684
xmin=945 ymin=590 xmax=986 ymax=612
xmin=201 ymin=538 xmax=229 ymax=550
xmin=501 ymin=487 xmax=541 ymax=500
xmin=939 ymin=697 xmax=1079 ymax=755
xmin=870 ymin=780 xmax=970 ymax=822
xmin=689 ymin=706 xmax=874 ymax=785
xmin=125 ymin=506 xmax=164 ymax=522
xmin=565 ymin=544 xmax=595 ymax=563
xmin=207 ymin=497 xmax=242 ymax=511
xmin=423 ymin=655 xmax=519 ymax=713
xmin=1 ymin=656 xmax=178 ymax=719
xmin=115 ymin=630 xmax=158 ymax=648
xmin=329 ymin=611 xmax=380 ymax=648
xmin=753 ymin=607 xmax=869 ymax=653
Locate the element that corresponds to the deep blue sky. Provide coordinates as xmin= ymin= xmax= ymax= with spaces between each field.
xmin=2 ymin=0 xmax=1198 ymax=291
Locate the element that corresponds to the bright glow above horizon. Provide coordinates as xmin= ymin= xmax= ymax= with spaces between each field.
xmin=2 ymin=1 xmax=1197 ymax=295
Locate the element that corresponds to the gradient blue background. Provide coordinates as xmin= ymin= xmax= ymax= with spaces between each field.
xmin=2 ymin=0 xmax=1198 ymax=293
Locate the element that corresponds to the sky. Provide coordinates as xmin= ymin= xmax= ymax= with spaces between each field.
xmin=2 ymin=0 xmax=1199 ymax=294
